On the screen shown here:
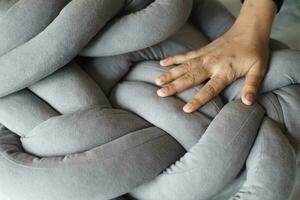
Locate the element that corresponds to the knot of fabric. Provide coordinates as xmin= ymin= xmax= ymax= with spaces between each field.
xmin=0 ymin=1 xmax=299 ymax=200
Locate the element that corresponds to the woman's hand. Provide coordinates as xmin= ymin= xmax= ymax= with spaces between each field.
xmin=155 ymin=0 xmax=277 ymax=113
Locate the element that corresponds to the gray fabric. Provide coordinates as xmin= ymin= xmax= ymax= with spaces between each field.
xmin=0 ymin=127 xmax=184 ymax=200
xmin=80 ymin=0 xmax=193 ymax=57
xmin=190 ymin=0 xmax=235 ymax=41
xmin=0 ymin=0 xmax=123 ymax=97
xmin=113 ymin=49 xmax=298 ymax=200
xmin=271 ymin=0 xmax=300 ymax=50
xmin=0 ymin=0 xmax=299 ymax=200
xmin=0 ymin=0 xmax=70 ymax=56
xmin=127 ymin=101 xmax=265 ymax=200
xmin=229 ymin=118 xmax=296 ymax=200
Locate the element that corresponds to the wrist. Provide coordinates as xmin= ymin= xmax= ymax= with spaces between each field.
xmin=232 ymin=0 xmax=276 ymax=42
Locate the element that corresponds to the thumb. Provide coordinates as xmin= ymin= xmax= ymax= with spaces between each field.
xmin=241 ymin=64 xmax=266 ymax=105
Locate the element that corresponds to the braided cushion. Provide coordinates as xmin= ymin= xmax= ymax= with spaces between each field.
xmin=0 ymin=0 xmax=299 ymax=200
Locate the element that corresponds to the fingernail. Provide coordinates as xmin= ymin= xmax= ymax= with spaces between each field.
xmin=155 ymin=77 xmax=165 ymax=86
xmin=183 ymin=103 xmax=193 ymax=113
xmin=157 ymin=88 xmax=167 ymax=97
xmin=160 ymin=59 xmax=168 ymax=66
xmin=245 ymin=93 xmax=254 ymax=105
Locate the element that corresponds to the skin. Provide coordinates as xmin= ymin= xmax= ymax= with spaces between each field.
xmin=155 ymin=0 xmax=277 ymax=113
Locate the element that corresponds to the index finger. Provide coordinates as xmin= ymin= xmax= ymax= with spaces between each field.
xmin=160 ymin=50 xmax=202 ymax=66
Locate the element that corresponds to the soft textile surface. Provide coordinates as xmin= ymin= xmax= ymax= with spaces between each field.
xmin=0 ymin=1 xmax=299 ymax=200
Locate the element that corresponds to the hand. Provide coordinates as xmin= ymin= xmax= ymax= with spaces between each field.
xmin=155 ymin=0 xmax=277 ymax=113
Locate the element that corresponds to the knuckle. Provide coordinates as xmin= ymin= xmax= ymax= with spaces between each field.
xmin=202 ymin=54 xmax=214 ymax=64
xmin=169 ymin=67 xmax=178 ymax=73
xmin=202 ymin=63 xmax=211 ymax=74
xmin=184 ymin=73 xmax=196 ymax=85
xmin=185 ymin=61 xmax=193 ymax=70
xmin=193 ymin=68 xmax=203 ymax=78
xmin=182 ymin=62 xmax=193 ymax=74
xmin=195 ymin=66 xmax=208 ymax=80
xmin=213 ymin=76 xmax=226 ymax=85
xmin=205 ymin=83 xmax=217 ymax=97
xmin=167 ymin=83 xmax=177 ymax=92
xmin=216 ymin=73 xmax=232 ymax=85
xmin=225 ymin=63 xmax=236 ymax=81
xmin=166 ymin=83 xmax=174 ymax=90
xmin=214 ymin=63 xmax=236 ymax=83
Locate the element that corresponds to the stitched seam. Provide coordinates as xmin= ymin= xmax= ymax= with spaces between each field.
xmin=273 ymin=93 xmax=287 ymax=131
xmin=24 ymin=105 xmax=113 ymax=138
xmin=163 ymin=107 xmax=260 ymax=175
xmin=0 ymin=128 xmax=168 ymax=169
xmin=265 ymin=94 xmax=284 ymax=126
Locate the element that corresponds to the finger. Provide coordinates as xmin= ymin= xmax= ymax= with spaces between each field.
xmin=155 ymin=65 xmax=187 ymax=86
xmin=160 ymin=50 xmax=202 ymax=66
xmin=157 ymin=69 xmax=209 ymax=97
xmin=241 ymin=64 xmax=266 ymax=105
xmin=183 ymin=76 xmax=228 ymax=113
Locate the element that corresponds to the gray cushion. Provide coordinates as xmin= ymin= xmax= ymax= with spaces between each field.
xmin=0 ymin=0 xmax=299 ymax=200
